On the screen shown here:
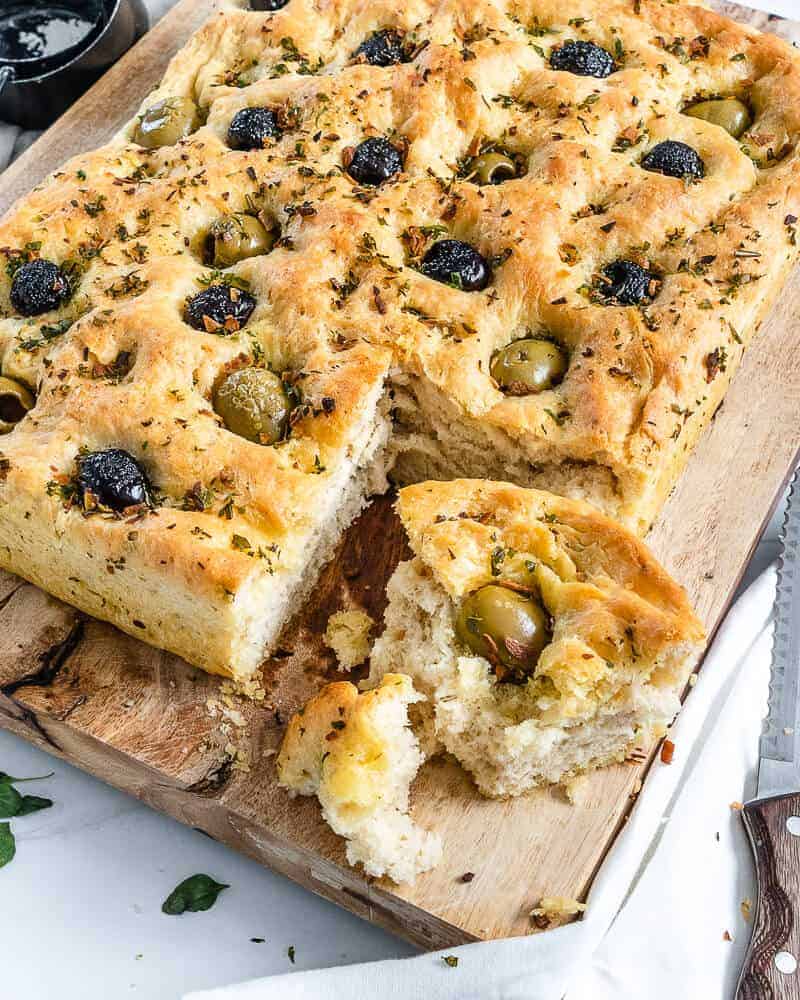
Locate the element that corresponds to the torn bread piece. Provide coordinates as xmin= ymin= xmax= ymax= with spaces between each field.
xmin=324 ymin=609 xmax=375 ymax=670
xmin=277 ymin=673 xmax=441 ymax=883
xmin=368 ymin=480 xmax=705 ymax=798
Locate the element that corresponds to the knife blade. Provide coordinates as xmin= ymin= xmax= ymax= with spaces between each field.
xmin=737 ymin=470 xmax=800 ymax=999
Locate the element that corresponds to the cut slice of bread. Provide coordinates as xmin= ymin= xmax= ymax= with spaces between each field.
xmin=276 ymin=673 xmax=441 ymax=884
xmin=368 ymin=480 xmax=705 ymax=798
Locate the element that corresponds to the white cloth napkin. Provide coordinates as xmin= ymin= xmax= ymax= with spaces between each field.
xmin=185 ymin=567 xmax=776 ymax=1000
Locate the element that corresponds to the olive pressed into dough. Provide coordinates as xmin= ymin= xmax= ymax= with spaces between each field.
xmin=467 ymin=151 xmax=518 ymax=185
xmin=549 ymin=40 xmax=615 ymax=78
xmin=133 ymin=97 xmax=200 ymax=149
xmin=641 ymin=140 xmax=705 ymax=180
xmin=184 ymin=283 xmax=257 ymax=332
xmin=227 ymin=106 xmax=281 ymax=150
xmin=420 ymin=239 xmax=491 ymax=291
xmin=205 ymin=215 xmax=275 ymax=268
xmin=77 ymin=449 xmax=150 ymax=511
xmin=346 ymin=137 xmax=404 ymax=186
xmin=684 ymin=97 xmax=752 ymax=138
xmin=213 ymin=367 xmax=292 ymax=445
xmin=10 ymin=259 xmax=70 ymax=317
xmin=490 ymin=338 xmax=568 ymax=394
xmin=353 ymin=29 xmax=408 ymax=67
xmin=455 ymin=582 xmax=551 ymax=683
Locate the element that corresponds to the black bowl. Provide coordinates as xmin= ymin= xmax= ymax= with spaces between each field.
xmin=0 ymin=0 xmax=149 ymax=129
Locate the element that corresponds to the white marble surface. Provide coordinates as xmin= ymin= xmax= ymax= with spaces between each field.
xmin=0 ymin=0 xmax=797 ymax=997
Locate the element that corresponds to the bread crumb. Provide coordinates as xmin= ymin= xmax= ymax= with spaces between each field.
xmin=531 ymin=896 xmax=587 ymax=922
xmin=741 ymin=898 xmax=752 ymax=922
xmin=564 ymin=775 xmax=589 ymax=805
xmin=723 ymin=930 xmax=733 ymax=942
xmin=324 ymin=609 xmax=375 ymax=670
xmin=730 ymin=801 xmax=743 ymax=811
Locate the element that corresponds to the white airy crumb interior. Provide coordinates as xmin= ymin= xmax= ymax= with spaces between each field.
xmin=368 ymin=559 xmax=696 ymax=797
xmin=318 ymin=686 xmax=442 ymax=884
xmin=387 ymin=371 xmax=624 ymax=519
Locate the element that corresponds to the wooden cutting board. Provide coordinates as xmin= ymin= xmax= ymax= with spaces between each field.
xmin=0 ymin=0 xmax=798 ymax=949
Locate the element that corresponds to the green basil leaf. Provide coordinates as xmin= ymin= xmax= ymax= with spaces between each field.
xmin=0 ymin=782 xmax=22 ymax=818
xmin=162 ymin=874 xmax=229 ymax=915
xmin=0 ymin=822 xmax=15 ymax=868
xmin=17 ymin=795 xmax=53 ymax=816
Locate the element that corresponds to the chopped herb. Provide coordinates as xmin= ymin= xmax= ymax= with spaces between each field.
xmin=442 ymin=955 xmax=459 ymax=967
xmin=83 ymin=195 xmax=106 ymax=217
xmin=490 ymin=545 xmax=506 ymax=576
xmin=287 ymin=945 xmax=296 ymax=964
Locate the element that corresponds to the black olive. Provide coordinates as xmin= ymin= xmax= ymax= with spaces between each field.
xmin=227 ymin=107 xmax=281 ymax=151
xmin=353 ymin=29 xmax=407 ymax=67
xmin=640 ymin=140 xmax=705 ymax=179
xmin=77 ymin=449 xmax=149 ymax=511
xmin=185 ymin=284 xmax=257 ymax=332
xmin=346 ymin=137 xmax=404 ymax=186
xmin=549 ymin=40 xmax=615 ymax=78
xmin=600 ymin=260 xmax=658 ymax=305
xmin=420 ymin=240 xmax=490 ymax=292
xmin=10 ymin=259 xmax=70 ymax=317
xmin=249 ymin=0 xmax=289 ymax=9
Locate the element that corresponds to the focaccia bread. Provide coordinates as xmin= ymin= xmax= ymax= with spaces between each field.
xmin=277 ymin=672 xmax=441 ymax=883
xmin=0 ymin=0 xmax=796 ymax=677
xmin=368 ymin=480 xmax=705 ymax=796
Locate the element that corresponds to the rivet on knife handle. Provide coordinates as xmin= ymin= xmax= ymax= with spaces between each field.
xmin=737 ymin=792 xmax=800 ymax=999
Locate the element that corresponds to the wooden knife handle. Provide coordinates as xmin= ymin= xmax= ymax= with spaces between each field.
xmin=738 ymin=792 xmax=800 ymax=999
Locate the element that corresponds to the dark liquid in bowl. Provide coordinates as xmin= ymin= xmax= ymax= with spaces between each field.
xmin=0 ymin=4 xmax=97 ymax=62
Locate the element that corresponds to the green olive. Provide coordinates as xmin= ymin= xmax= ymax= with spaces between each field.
xmin=133 ymin=97 xmax=200 ymax=149
xmin=213 ymin=367 xmax=291 ymax=445
xmin=0 ymin=375 xmax=34 ymax=434
xmin=684 ymin=98 xmax=752 ymax=139
xmin=455 ymin=584 xmax=551 ymax=681
xmin=490 ymin=338 xmax=568 ymax=394
xmin=206 ymin=215 xmax=275 ymax=268
xmin=468 ymin=151 xmax=517 ymax=185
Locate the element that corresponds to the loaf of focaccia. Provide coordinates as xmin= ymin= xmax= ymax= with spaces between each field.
xmin=0 ymin=0 xmax=797 ymax=678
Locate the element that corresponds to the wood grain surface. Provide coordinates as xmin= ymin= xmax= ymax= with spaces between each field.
xmin=739 ymin=793 xmax=800 ymax=999
xmin=0 ymin=0 xmax=799 ymax=949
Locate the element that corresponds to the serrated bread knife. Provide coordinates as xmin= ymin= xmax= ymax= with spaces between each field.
xmin=737 ymin=472 xmax=800 ymax=999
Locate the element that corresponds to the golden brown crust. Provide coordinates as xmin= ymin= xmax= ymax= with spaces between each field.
xmin=277 ymin=673 xmax=407 ymax=800
xmin=0 ymin=0 xmax=794 ymax=674
xmin=397 ymin=477 xmax=705 ymax=666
